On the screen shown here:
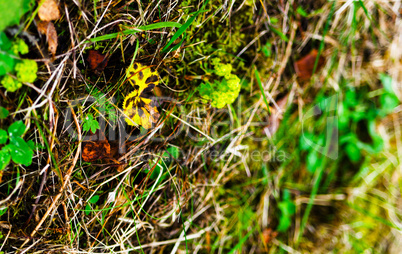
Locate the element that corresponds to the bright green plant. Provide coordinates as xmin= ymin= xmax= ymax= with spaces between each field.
xmin=0 ymin=119 xmax=34 ymax=170
xmin=0 ymin=32 xmax=38 ymax=92
xmin=0 ymin=0 xmax=33 ymax=31
xmin=198 ymin=58 xmax=241 ymax=108
xmin=85 ymin=195 xmax=100 ymax=215
xmin=277 ymin=189 xmax=296 ymax=232
xmin=83 ymin=114 xmax=100 ymax=134
xmin=89 ymin=87 xmax=118 ymax=125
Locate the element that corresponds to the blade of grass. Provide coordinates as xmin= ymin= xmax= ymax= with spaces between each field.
xmin=162 ymin=0 xmax=210 ymax=53
xmin=268 ymin=25 xmax=289 ymax=42
xmin=88 ymin=22 xmax=182 ymax=43
xmin=254 ymin=68 xmax=270 ymax=115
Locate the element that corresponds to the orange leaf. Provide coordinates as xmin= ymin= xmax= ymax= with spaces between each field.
xmin=294 ymin=49 xmax=325 ymax=80
xmin=82 ymin=140 xmax=111 ymax=162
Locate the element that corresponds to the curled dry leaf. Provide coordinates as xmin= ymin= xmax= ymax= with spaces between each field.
xmin=38 ymin=0 xmax=60 ymax=21
xmin=294 ymin=49 xmax=325 ymax=80
xmin=87 ymin=50 xmax=109 ymax=73
xmin=37 ymin=21 xmax=58 ymax=57
xmin=82 ymin=140 xmax=111 ymax=162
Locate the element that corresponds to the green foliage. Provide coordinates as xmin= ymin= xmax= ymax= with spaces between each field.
xmin=85 ymin=195 xmax=100 ymax=215
xmin=15 ymin=59 xmax=38 ymax=83
xmin=11 ymin=39 xmax=29 ymax=55
xmin=0 ymin=120 xmax=34 ymax=169
xmin=0 ymin=33 xmax=37 ymax=92
xmin=277 ymin=189 xmax=296 ymax=232
xmin=0 ymin=75 xmax=22 ymax=92
xmin=147 ymin=145 xmax=180 ymax=182
xmin=379 ymin=73 xmax=399 ymax=116
xmin=0 ymin=106 xmax=9 ymax=119
xmin=82 ymin=114 xmax=100 ymax=134
xmin=198 ymin=58 xmax=241 ymax=108
xmin=88 ymin=87 xmax=118 ymax=126
xmin=0 ymin=0 xmax=33 ymax=31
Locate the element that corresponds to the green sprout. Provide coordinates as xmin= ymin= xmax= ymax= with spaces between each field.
xmin=0 ymin=120 xmax=34 ymax=170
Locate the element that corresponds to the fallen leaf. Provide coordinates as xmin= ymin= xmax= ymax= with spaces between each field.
xmin=294 ymin=49 xmax=325 ymax=80
xmin=82 ymin=140 xmax=111 ymax=162
xmin=37 ymin=21 xmax=58 ymax=57
xmin=38 ymin=0 xmax=60 ymax=21
xmin=87 ymin=50 xmax=109 ymax=73
xmin=262 ymin=228 xmax=278 ymax=244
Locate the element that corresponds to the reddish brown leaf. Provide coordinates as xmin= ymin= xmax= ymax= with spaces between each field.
xmin=294 ymin=49 xmax=325 ymax=80
xmin=82 ymin=140 xmax=111 ymax=162
xmin=87 ymin=50 xmax=109 ymax=73
xmin=38 ymin=0 xmax=60 ymax=21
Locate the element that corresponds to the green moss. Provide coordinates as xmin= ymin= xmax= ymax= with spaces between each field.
xmin=198 ymin=58 xmax=241 ymax=108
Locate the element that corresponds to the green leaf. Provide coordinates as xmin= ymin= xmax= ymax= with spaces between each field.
xmin=307 ymin=151 xmax=322 ymax=173
xmin=296 ymin=7 xmax=308 ymax=17
xmin=345 ymin=142 xmax=361 ymax=162
xmin=277 ymin=189 xmax=296 ymax=232
xmin=379 ymin=73 xmax=393 ymax=93
xmin=0 ymin=129 xmax=7 ymax=144
xmin=0 ymin=148 xmax=11 ymax=170
xmin=261 ymin=43 xmax=271 ymax=57
xmin=0 ymin=207 xmax=7 ymax=216
xmin=8 ymin=120 xmax=26 ymax=137
xmin=268 ymin=25 xmax=289 ymax=42
xmin=27 ymin=140 xmax=35 ymax=150
xmin=0 ymin=0 xmax=32 ymax=31
xmin=0 ymin=32 xmax=11 ymax=51
xmin=380 ymin=93 xmax=399 ymax=114
xmin=299 ymin=132 xmax=314 ymax=151
xmin=83 ymin=114 xmax=100 ymax=133
xmin=345 ymin=90 xmax=358 ymax=107
xmin=85 ymin=204 xmax=91 ymax=215
xmin=0 ymin=106 xmax=9 ymax=119
xmin=89 ymin=195 xmax=100 ymax=204
xmin=6 ymin=137 xmax=33 ymax=166
xmin=166 ymin=146 xmax=180 ymax=159
xmin=0 ymin=52 xmax=15 ymax=76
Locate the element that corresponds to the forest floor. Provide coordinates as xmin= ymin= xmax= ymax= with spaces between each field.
xmin=0 ymin=0 xmax=402 ymax=253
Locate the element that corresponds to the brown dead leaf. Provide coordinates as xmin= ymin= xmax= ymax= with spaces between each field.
xmin=82 ymin=140 xmax=111 ymax=162
xmin=37 ymin=21 xmax=58 ymax=57
xmin=294 ymin=49 xmax=325 ymax=80
xmin=38 ymin=0 xmax=60 ymax=21
xmin=87 ymin=50 xmax=109 ymax=73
